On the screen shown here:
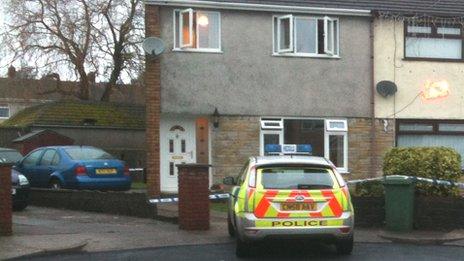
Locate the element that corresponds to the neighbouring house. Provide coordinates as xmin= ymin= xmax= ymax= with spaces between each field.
xmin=372 ymin=2 xmax=464 ymax=167
xmin=144 ymin=0 xmax=392 ymax=194
xmin=0 ymin=77 xmax=145 ymax=124
xmin=0 ymin=101 xmax=146 ymax=167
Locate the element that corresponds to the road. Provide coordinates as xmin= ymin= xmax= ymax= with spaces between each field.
xmin=22 ymin=242 xmax=464 ymax=261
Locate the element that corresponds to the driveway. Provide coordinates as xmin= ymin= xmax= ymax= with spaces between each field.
xmin=1 ymin=206 xmax=232 ymax=260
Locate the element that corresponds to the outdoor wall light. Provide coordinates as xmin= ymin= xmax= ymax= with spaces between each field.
xmin=212 ymin=108 xmax=220 ymax=128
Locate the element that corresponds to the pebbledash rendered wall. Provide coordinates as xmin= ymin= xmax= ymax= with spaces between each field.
xmin=211 ymin=116 xmax=395 ymax=184
xmin=157 ymin=7 xmax=372 ymax=118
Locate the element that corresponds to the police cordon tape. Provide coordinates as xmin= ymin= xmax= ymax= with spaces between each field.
xmin=148 ymin=193 xmax=230 ymax=204
xmin=347 ymin=175 xmax=464 ymax=189
xmin=147 ymin=175 xmax=464 ymax=205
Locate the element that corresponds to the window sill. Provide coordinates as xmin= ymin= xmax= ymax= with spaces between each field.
xmin=403 ymin=57 xmax=464 ymax=63
xmin=172 ymin=48 xmax=223 ymax=54
xmin=338 ymin=169 xmax=350 ymax=175
xmin=0 ymin=117 xmax=9 ymax=119
xmin=272 ymin=53 xmax=341 ymax=59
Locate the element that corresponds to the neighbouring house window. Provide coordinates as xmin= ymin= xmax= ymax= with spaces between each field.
xmin=0 ymin=105 xmax=10 ymax=119
xmin=273 ymin=15 xmax=339 ymax=56
xmin=174 ymin=9 xmax=221 ymax=51
xmin=397 ymin=120 xmax=464 ymax=168
xmin=260 ymin=118 xmax=348 ymax=172
xmin=404 ymin=22 xmax=463 ymax=60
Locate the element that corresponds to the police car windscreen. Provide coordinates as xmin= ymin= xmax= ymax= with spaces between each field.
xmin=260 ymin=167 xmax=334 ymax=190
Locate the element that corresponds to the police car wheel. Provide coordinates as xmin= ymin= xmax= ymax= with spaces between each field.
xmin=236 ymin=237 xmax=252 ymax=257
xmin=227 ymin=213 xmax=235 ymax=237
xmin=335 ymin=236 xmax=354 ymax=255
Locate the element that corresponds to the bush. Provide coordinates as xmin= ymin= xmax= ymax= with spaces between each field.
xmin=383 ymin=147 xmax=462 ymax=197
xmin=353 ymin=181 xmax=384 ymax=197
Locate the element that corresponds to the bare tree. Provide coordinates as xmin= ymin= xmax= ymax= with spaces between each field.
xmin=1 ymin=0 xmax=144 ymax=101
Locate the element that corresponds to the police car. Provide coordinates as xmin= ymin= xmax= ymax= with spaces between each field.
xmin=223 ymin=144 xmax=354 ymax=257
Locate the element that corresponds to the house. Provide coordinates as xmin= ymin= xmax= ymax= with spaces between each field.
xmin=0 ymin=77 xmax=145 ymax=124
xmin=0 ymin=101 xmax=146 ymax=168
xmin=143 ymin=0 xmax=399 ymax=195
xmin=372 ymin=1 xmax=464 ymax=168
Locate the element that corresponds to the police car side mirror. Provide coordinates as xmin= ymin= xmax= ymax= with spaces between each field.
xmin=223 ymin=176 xmax=236 ymax=185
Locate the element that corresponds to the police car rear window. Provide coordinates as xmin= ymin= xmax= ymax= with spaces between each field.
xmin=259 ymin=167 xmax=334 ymax=190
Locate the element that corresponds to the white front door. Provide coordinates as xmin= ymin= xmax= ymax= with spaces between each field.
xmin=160 ymin=117 xmax=196 ymax=192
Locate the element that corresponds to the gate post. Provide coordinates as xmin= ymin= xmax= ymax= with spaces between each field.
xmin=177 ymin=164 xmax=211 ymax=230
xmin=0 ymin=163 xmax=13 ymax=236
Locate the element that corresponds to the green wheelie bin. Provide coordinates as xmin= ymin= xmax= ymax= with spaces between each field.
xmin=383 ymin=176 xmax=416 ymax=232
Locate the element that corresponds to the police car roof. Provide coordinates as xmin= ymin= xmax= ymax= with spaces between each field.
xmin=253 ymin=155 xmax=332 ymax=167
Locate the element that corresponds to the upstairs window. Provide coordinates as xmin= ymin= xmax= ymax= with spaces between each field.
xmin=173 ymin=9 xmax=221 ymax=51
xmin=405 ymin=22 xmax=463 ymax=60
xmin=0 ymin=105 xmax=10 ymax=119
xmin=273 ymin=15 xmax=339 ymax=57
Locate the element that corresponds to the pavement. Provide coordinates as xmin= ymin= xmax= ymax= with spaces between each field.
xmin=1 ymin=206 xmax=464 ymax=260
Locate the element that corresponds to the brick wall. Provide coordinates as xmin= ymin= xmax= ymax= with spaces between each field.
xmin=29 ymin=189 xmax=156 ymax=218
xmin=178 ymin=164 xmax=210 ymax=230
xmin=145 ymin=4 xmax=162 ymax=197
xmin=348 ymin=118 xmax=394 ymax=179
xmin=211 ymin=116 xmax=260 ymax=184
xmin=0 ymin=164 xmax=13 ymax=236
xmin=210 ymin=117 xmax=395 ymax=182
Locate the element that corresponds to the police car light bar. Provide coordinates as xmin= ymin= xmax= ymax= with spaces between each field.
xmin=264 ymin=144 xmax=312 ymax=155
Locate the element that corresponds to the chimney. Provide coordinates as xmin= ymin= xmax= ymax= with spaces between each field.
xmin=7 ymin=66 xmax=16 ymax=78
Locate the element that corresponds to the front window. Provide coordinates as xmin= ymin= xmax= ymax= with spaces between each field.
xmin=404 ymin=22 xmax=463 ymax=60
xmin=0 ymin=105 xmax=10 ymax=119
xmin=22 ymin=150 xmax=43 ymax=167
xmin=273 ymin=15 xmax=339 ymax=57
xmin=397 ymin=120 xmax=464 ymax=168
xmin=260 ymin=118 xmax=348 ymax=173
xmin=259 ymin=166 xmax=336 ymax=189
xmin=64 ymin=147 xmax=114 ymax=160
xmin=174 ymin=9 xmax=221 ymax=51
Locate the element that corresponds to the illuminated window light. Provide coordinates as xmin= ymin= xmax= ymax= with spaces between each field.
xmin=198 ymin=15 xmax=209 ymax=27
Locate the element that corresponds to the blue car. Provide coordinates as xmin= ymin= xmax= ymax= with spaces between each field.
xmin=14 ymin=146 xmax=131 ymax=191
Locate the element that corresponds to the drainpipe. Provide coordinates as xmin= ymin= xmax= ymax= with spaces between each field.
xmin=369 ymin=12 xmax=377 ymax=178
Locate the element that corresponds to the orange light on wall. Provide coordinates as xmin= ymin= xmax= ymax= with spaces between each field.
xmin=421 ymin=80 xmax=450 ymax=101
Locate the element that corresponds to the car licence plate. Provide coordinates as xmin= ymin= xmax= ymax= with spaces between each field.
xmin=11 ymin=188 xmax=16 ymax=195
xmin=96 ymin=168 xmax=117 ymax=175
xmin=281 ymin=202 xmax=316 ymax=211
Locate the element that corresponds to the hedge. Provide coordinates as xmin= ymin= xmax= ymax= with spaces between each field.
xmin=383 ymin=147 xmax=462 ymax=196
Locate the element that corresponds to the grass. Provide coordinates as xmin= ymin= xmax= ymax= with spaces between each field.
xmin=131 ymin=182 xmax=148 ymax=189
xmin=210 ymin=202 xmax=229 ymax=213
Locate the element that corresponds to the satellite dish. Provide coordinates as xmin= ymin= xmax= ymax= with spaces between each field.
xmin=376 ymin=81 xmax=397 ymax=97
xmin=142 ymin=37 xmax=165 ymax=57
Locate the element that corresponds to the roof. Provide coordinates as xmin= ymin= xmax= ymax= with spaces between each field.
xmin=12 ymin=129 xmax=72 ymax=142
xmin=149 ymin=0 xmax=464 ymax=17
xmin=0 ymin=78 xmax=145 ymax=105
xmin=0 ymin=147 xmax=17 ymax=152
xmin=0 ymin=101 xmax=146 ymax=129
xmin=254 ymin=155 xmax=332 ymax=167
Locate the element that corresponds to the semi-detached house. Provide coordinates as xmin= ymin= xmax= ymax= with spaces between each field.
xmin=145 ymin=0 xmax=378 ymax=195
xmin=144 ymin=0 xmax=464 ymax=195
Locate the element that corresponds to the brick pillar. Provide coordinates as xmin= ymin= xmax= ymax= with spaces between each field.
xmin=0 ymin=163 xmax=13 ymax=236
xmin=145 ymin=4 xmax=162 ymax=197
xmin=178 ymin=164 xmax=210 ymax=230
